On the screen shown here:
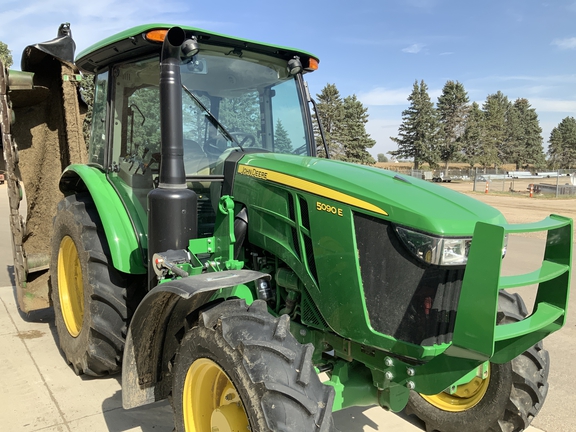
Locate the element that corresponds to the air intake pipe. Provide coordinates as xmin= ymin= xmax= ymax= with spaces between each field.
xmin=147 ymin=27 xmax=198 ymax=290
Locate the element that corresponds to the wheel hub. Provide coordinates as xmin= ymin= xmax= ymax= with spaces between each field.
xmin=421 ymin=368 xmax=491 ymax=412
xmin=57 ymin=236 xmax=84 ymax=337
xmin=183 ymin=358 xmax=249 ymax=432
xmin=211 ymin=404 xmax=249 ymax=432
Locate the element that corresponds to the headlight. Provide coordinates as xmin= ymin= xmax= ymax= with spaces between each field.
xmin=395 ymin=226 xmax=471 ymax=266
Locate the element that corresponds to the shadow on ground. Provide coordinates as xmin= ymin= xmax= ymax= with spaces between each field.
xmin=6 ymin=264 xmax=15 ymax=286
xmin=333 ymin=405 xmax=425 ymax=431
xmin=102 ymin=382 xmax=174 ymax=432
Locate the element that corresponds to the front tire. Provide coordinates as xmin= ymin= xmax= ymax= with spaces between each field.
xmin=171 ymin=299 xmax=335 ymax=432
xmin=405 ymin=291 xmax=550 ymax=432
xmin=50 ymin=193 xmax=135 ymax=376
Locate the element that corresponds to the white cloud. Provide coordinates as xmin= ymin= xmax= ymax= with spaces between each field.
xmin=530 ymin=98 xmax=576 ymax=113
xmin=358 ymin=86 xmax=442 ymax=106
xmin=402 ymin=43 xmax=425 ymax=54
xmin=358 ymin=87 xmax=412 ymax=105
xmin=0 ymin=1 xmax=234 ymax=70
xmin=467 ymin=74 xmax=576 ymax=85
xmin=552 ymin=37 xmax=576 ymax=50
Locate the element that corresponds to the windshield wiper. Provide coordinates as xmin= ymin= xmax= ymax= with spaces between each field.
xmin=181 ymin=84 xmax=244 ymax=151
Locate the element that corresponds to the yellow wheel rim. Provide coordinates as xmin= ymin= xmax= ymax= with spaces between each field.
xmin=57 ymin=236 xmax=84 ymax=337
xmin=421 ymin=367 xmax=490 ymax=412
xmin=182 ymin=358 xmax=249 ymax=432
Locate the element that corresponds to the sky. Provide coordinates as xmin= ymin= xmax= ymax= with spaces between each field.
xmin=1 ymin=0 xmax=576 ymax=158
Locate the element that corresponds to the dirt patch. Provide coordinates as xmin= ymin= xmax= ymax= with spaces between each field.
xmin=17 ymin=330 xmax=44 ymax=340
xmin=440 ymin=180 xmax=576 ymax=239
xmin=374 ymin=161 xmax=518 ymax=171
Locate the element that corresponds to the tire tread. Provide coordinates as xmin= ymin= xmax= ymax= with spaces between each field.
xmin=50 ymin=193 xmax=141 ymax=376
xmin=405 ymin=290 xmax=550 ymax=432
xmin=173 ymin=299 xmax=335 ymax=432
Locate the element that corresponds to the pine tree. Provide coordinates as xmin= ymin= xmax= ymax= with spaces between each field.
xmin=504 ymin=100 xmax=523 ymax=167
xmin=482 ymin=91 xmax=510 ymax=166
xmin=507 ymin=98 xmax=545 ymax=169
xmin=389 ymin=80 xmax=440 ymax=169
xmin=339 ymin=95 xmax=376 ymax=164
xmin=548 ymin=117 xmax=576 ymax=169
xmin=274 ymin=119 xmax=293 ymax=153
xmin=0 ymin=41 xmax=12 ymax=68
xmin=437 ymin=81 xmax=469 ymax=174
xmin=314 ymin=84 xmax=345 ymax=158
xmin=461 ymin=102 xmax=484 ymax=167
xmin=220 ymin=92 xmax=260 ymax=136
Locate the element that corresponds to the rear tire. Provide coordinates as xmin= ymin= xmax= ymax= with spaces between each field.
xmin=171 ymin=299 xmax=335 ymax=432
xmin=405 ymin=291 xmax=550 ymax=432
xmin=50 ymin=193 xmax=138 ymax=376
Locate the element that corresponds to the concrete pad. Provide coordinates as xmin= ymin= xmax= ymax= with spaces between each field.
xmin=332 ymin=405 xmax=543 ymax=432
xmin=0 ymin=289 xmax=64 ymax=431
xmin=334 ymin=406 xmax=424 ymax=431
xmin=0 ymin=185 xmax=14 ymax=288
xmin=68 ymin=401 xmax=173 ymax=432
xmin=0 ymin=284 xmax=175 ymax=432
xmin=0 ymin=280 xmax=548 ymax=432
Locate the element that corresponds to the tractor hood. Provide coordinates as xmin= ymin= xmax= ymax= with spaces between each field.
xmin=236 ymin=153 xmax=506 ymax=237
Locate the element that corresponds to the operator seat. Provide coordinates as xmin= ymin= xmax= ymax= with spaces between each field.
xmin=183 ymin=139 xmax=211 ymax=178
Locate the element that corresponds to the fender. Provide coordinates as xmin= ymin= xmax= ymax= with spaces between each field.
xmin=122 ymin=269 xmax=268 ymax=409
xmin=59 ymin=164 xmax=146 ymax=274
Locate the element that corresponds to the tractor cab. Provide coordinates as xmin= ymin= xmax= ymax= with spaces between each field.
xmin=79 ymin=25 xmax=320 ymax=247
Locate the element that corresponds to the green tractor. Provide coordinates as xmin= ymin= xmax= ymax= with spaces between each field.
xmin=0 ymin=24 xmax=572 ymax=432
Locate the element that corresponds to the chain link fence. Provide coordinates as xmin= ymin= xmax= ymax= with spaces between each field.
xmin=382 ymin=166 xmax=576 ymax=197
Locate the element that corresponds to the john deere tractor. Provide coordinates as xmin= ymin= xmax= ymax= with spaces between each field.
xmin=0 ymin=24 xmax=572 ymax=432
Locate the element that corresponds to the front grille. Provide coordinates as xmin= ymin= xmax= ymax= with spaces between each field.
xmin=354 ymin=213 xmax=464 ymax=346
xmin=301 ymin=289 xmax=329 ymax=330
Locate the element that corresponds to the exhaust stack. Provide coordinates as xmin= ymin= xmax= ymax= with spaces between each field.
xmin=147 ymin=27 xmax=198 ymax=290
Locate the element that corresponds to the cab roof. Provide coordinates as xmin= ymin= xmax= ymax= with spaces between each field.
xmin=76 ymin=23 xmax=319 ymax=74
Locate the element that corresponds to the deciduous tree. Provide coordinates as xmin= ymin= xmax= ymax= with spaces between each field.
xmin=0 ymin=41 xmax=12 ymax=68
xmin=377 ymin=153 xmax=388 ymax=162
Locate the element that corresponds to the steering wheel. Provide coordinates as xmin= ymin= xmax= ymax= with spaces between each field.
xmin=230 ymin=132 xmax=258 ymax=147
xmin=142 ymin=149 xmax=161 ymax=174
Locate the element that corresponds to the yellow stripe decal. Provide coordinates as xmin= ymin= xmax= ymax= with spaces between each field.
xmin=237 ymin=164 xmax=388 ymax=216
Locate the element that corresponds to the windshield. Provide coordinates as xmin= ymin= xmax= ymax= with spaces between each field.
xmin=107 ymin=49 xmax=313 ymax=180
xmin=179 ymin=50 xmax=313 ymax=174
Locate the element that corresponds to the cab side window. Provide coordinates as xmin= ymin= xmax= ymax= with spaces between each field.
xmin=88 ymin=71 xmax=109 ymax=166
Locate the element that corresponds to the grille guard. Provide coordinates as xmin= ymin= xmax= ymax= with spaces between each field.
xmin=411 ymin=214 xmax=572 ymax=394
